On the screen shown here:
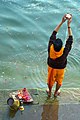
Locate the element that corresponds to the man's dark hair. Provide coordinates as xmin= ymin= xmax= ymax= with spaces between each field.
xmin=53 ymin=38 xmax=63 ymax=52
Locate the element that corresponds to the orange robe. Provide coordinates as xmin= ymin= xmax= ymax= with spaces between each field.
xmin=47 ymin=44 xmax=65 ymax=87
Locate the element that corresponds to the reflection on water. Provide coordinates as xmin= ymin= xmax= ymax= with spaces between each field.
xmin=8 ymin=108 xmax=18 ymax=118
xmin=41 ymin=98 xmax=59 ymax=120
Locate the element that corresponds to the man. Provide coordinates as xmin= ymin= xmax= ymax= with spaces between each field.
xmin=47 ymin=14 xmax=73 ymax=97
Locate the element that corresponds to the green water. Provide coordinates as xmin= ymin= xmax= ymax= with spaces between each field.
xmin=0 ymin=0 xmax=80 ymax=90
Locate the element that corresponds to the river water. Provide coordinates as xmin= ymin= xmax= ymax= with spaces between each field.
xmin=0 ymin=0 xmax=80 ymax=90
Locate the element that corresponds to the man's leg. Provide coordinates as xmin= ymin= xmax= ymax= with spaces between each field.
xmin=54 ymin=83 xmax=61 ymax=97
xmin=47 ymin=84 xmax=53 ymax=97
xmin=46 ymin=66 xmax=55 ymax=97
xmin=55 ymin=83 xmax=61 ymax=92
xmin=54 ymin=69 xmax=65 ymax=97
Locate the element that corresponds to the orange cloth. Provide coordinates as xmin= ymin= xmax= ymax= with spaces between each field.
xmin=50 ymin=44 xmax=64 ymax=59
xmin=47 ymin=45 xmax=65 ymax=87
xmin=47 ymin=66 xmax=65 ymax=87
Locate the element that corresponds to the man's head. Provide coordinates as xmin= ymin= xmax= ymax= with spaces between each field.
xmin=53 ymin=38 xmax=63 ymax=52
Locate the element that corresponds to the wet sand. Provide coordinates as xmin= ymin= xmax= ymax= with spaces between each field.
xmin=0 ymin=88 xmax=80 ymax=120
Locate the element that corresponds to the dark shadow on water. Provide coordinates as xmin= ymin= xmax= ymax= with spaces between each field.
xmin=8 ymin=108 xmax=18 ymax=118
xmin=41 ymin=98 xmax=59 ymax=120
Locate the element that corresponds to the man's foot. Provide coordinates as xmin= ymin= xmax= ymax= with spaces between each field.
xmin=54 ymin=89 xmax=61 ymax=97
xmin=46 ymin=89 xmax=51 ymax=97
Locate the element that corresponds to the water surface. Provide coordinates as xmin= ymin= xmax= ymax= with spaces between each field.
xmin=0 ymin=0 xmax=80 ymax=89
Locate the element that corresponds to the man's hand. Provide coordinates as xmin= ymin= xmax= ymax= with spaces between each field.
xmin=67 ymin=17 xmax=72 ymax=27
xmin=61 ymin=14 xmax=67 ymax=23
xmin=67 ymin=17 xmax=72 ymax=36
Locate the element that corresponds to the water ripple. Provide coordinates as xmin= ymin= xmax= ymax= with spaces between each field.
xmin=0 ymin=0 xmax=80 ymax=89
